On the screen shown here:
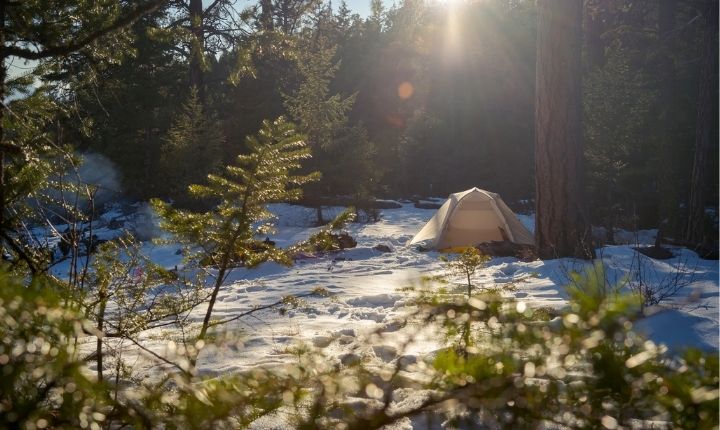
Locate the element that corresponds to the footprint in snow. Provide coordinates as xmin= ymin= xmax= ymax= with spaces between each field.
xmin=243 ymin=337 xmax=269 ymax=347
xmin=346 ymin=294 xmax=401 ymax=308
xmin=372 ymin=345 xmax=398 ymax=362
xmin=312 ymin=336 xmax=333 ymax=348
xmin=293 ymin=279 xmax=316 ymax=285
xmin=337 ymin=328 xmax=356 ymax=337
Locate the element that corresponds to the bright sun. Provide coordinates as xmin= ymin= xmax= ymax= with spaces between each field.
xmin=435 ymin=0 xmax=463 ymax=7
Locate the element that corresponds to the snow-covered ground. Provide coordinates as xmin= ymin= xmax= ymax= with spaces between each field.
xmin=39 ymin=202 xmax=719 ymax=381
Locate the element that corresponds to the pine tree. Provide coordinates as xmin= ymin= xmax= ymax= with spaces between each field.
xmin=443 ymin=248 xmax=490 ymax=298
xmin=335 ymin=1 xmax=354 ymax=34
xmin=284 ymin=41 xmax=355 ymax=149
xmin=71 ymin=11 xmax=187 ymax=201
xmin=0 ymin=0 xmax=167 ymax=273
xmin=152 ymin=117 xmax=319 ymax=345
xmin=284 ymin=37 xmax=376 ymax=215
xmin=685 ymin=0 xmax=718 ymax=246
xmin=159 ymin=90 xmax=224 ymax=207
xmin=167 ymin=0 xmax=239 ymax=104
xmin=583 ymin=55 xmax=655 ymax=241
xmin=654 ymin=0 xmax=679 ymax=242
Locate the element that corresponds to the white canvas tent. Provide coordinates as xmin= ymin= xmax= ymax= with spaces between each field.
xmin=410 ymin=188 xmax=534 ymax=249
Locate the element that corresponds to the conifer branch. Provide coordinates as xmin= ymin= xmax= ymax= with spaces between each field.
xmin=4 ymin=0 xmax=168 ymax=60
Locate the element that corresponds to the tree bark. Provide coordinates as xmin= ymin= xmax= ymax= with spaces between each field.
xmin=96 ymin=290 xmax=107 ymax=382
xmin=534 ymin=0 xmax=592 ymax=260
xmin=655 ymin=0 xmax=677 ymax=244
xmin=260 ymin=0 xmax=274 ymax=31
xmin=685 ymin=0 xmax=718 ymax=245
xmin=0 ymin=0 xmax=7 ymax=257
xmin=189 ymin=0 xmax=205 ymax=103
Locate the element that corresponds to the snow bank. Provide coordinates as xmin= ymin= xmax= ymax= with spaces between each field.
xmin=46 ymin=201 xmax=717 ymax=392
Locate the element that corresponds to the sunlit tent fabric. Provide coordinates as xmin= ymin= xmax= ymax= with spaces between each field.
xmin=410 ymin=188 xmax=534 ymax=249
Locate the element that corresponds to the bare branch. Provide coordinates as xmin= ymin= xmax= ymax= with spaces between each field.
xmin=3 ymin=0 xmax=168 ymax=60
xmin=208 ymin=291 xmax=320 ymax=327
xmin=0 ymin=230 xmax=39 ymax=274
xmin=203 ymin=0 xmax=228 ymax=17
xmin=103 ymin=320 xmax=190 ymax=376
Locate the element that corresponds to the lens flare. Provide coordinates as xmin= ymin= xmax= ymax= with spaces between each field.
xmin=398 ymin=81 xmax=414 ymax=100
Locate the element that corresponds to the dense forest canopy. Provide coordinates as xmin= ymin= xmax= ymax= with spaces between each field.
xmin=11 ymin=0 xmax=705 ymax=236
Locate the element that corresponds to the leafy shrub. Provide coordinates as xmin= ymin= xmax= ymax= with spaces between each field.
xmin=1 ymin=264 xmax=716 ymax=429
xmin=0 ymin=270 xmax=108 ymax=428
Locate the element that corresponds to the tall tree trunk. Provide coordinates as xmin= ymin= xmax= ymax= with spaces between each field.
xmin=685 ymin=0 xmax=718 ymax=245
xmin=0 ymin=0 xmax=6 ymax=243
xmin=260 ymin=0 xmax=274 ymax=31
xmin=280 ymin=0 xmax=291 ymax=34
xmin=655 ymin=0 xmax=677 ymax=246
xmin=189 ymin=0 xmax=205 ymax=103
xmin=534 ymin=0 xmax=592 ymax=260
xmin=143 ymin=127 xmax=152 ymax=199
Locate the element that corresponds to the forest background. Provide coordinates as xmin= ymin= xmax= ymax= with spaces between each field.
xmin=9 ymin=0 xmax=713 ymax=243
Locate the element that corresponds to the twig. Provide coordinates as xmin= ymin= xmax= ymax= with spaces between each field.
xmin=103 ymin=320 xmax=190 ymax=376
xmin=208 ymin=291 xmax=320 ymax=327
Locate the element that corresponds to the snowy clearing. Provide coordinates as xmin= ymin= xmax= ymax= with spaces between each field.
xmin=45 ymin=202 xmax=718 ymax=382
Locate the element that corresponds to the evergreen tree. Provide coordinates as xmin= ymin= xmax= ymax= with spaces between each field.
xmin=685 ymin=0 xmax=719 ymax=246
xmin=580 ymin=0 xmax=709 ymax=233
xmin=272 ymin=0 xmax=320 ymax=34
xmin=654 ymin=0 xmax=680 ymax=241
xmin=284 ymin=36 xmax=377 ymax=209
xmin=443 ymin=247 xmax=490 ymax=298
xmin=210 ymin=28 xmax=298 ymax=165
xmin=584 ymin=55 xmax=655 ymax=238
xmin=159 ymin=90 xmax=224 ymax=206
xmin=0 ymin=0 xmax=167 ymax=272
xmin=166 ymin=0 xmax=241 ymax=104
xmin=284 ymin=41 xmax=354 ymax=150
xmin=335 ymin=0 xmax=356 ymax=35
xmin=152 ymin=117 xmax=319 ymax=344
xmin=71 ymin=11 xmax=187 ymax=200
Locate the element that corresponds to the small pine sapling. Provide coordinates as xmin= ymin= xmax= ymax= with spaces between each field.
xmin=152 ymin=117 xmax=319 ymax=347
xmin=293 ymin=207 xmax=357 ymax=253
xmin=159 ymin=90 xmax=223 ymax=206
xmin=443 ymin=248 xmax=490 ymax=298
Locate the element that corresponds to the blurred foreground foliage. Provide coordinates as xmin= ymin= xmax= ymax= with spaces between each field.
xmin=0 ymin=263 xmax=717 ymax=429
xmin=0 ymin=271 xmax=108 ymax=428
